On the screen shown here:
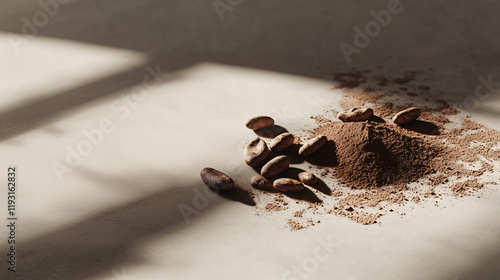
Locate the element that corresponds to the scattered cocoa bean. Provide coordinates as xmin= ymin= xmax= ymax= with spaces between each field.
xmin=392 ymin=107 xmax=421 ymax=125
xmin=200 ymin=168 xmax=234 ymax=191
xmin=269 ymin=133 xmax=294 ymax=152
xmin=261 ymin=155 xmax=290 ymax=179
xmin=298 ymin=135 xmax=327 ymax=157
xmin=245 ymin=116 xmax=274 ymax=130
xmin=250 ymin=176 xmax=272 ymax=189
xmin=337 ymin=107 xmax=373 ymax=122
xmin=273 ymin=178 xmax=305 ymax=192
xmin=243 ymin=137 xmax=270 ymax=167
xmin=298 ymin=172 xmax=317 ymax=185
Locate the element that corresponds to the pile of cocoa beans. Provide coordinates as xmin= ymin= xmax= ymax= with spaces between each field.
xmin=201 ymin=107 xmax=421 ymax=193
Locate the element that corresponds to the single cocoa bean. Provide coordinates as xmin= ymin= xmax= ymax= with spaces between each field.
xmin=298 ymin=172 xmax=317 ymax=185
xmin=298 ymin=135 xmax=327 ymax=157
xmin=261 ymin=155 xmax=290 ymax=179
xmin=337 ymin=107 xmax=374 ymax=122
xmin=392 ymin=107 xmax=421 ymax=125
xmin=244 ymin=137 xmax=270 ymax=167
xmin=200 ymin=168 xmax=234 ymax=191
xmin=250 ymin=175 xmax=272 ymax=189
xmin=273 ymin=178 xmax=304 ymax=192
xmin=245 ymin=116 xmax=275 ymax=130
xmin=269 ymin=133 xmax=294 ymax=152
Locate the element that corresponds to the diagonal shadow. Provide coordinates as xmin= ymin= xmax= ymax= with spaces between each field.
xmin=0 ymin=0 xmax=499 ymax=141
xmin=1 ymin=174 xmax=253 ymax=280
xmin=0 ymin=62 xmax=187 ymax=141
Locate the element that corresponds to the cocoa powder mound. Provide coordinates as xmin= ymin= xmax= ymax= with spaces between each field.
xmin=313 ymin=121 xmax=440 ymax=189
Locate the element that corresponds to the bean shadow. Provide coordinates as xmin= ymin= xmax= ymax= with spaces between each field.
xmin=278 ymin=167 xmax=323 ymax=202
xmin=280 ymin=167 xmax=304 ymax=180
xmin=282 ymin=187 xmax=322 ymax=203
xmin=304 ymin=140 xmax=338 ymax=167
xmin=252 ymin=185 xmax=280 ymax=193
xmin=280 ymin=143 xmax=304 ymax=164
xmin=281 ymin=167 xmax=332 ymax=195
xmin=254 ymin=125 xmax=288 ymax=138
xmin=217 ymin=185 xmax=256 ymax=206
xmin=368 ymin=115 xmax=386 ymax=123
xmin=400 ymin=120 xmax=440 ymax=135
xmin=310 ymin=177 xmax=332 ymax=195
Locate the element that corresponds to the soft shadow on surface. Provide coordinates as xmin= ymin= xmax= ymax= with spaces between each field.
xmin=281 ymin=143 xmax=304 ymax=164
xmin=0 ymin=0 xmax=499 ymax=142
xmin=309 ymin=177 xmax=332 ymax=195
xmin=2 ymin=0 xmax=497 ymax=85
xmin=400 ymin=120 xmax=440 ymax=135
xmin=281 ymin=167 xmax=331 ymax=195
xmin=368 ymin=115 xmax=386 ymax=123
xmin=267 ymin=145 xmax=303 ymax=165
xmin=459 ymin=250 xmax=500 ymax=280
xmin=254 ymin=125 xmax=288 ymax=139
xmin=2 ymin=172 xmax=240 ymax=280
xmin=250 ymin=167 xmax=323 ymax=202
xmin=280 ymin=167 xmax=305 ymax=180
xmin=218 ymin=186 xmax=256 ymax=206
xmin=0 ymin=66 xmax=180 ymax=141
xmin=282 ymin=187 xmax=322 ymax=203
xmin=304 ymin=140 xmax=338 ymax=167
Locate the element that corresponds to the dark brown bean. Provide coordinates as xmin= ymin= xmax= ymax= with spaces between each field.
xmin=298 ymin=172 xmax=317 ymax=185
xmin=298 ymin=135 xmax=327 ymax=157
xmin=273 ymin=178 xmax=304 ymax=192
xmin=261 ymin=155 xmax=290 ymax=179
xmin=337 ymin=107 xmax=374 ymax=122
xmin=200 ymin=168 xmax=234 ymax=191
xmin=245 ymin=116 xmax=275 ymax=130
xmin=392 ymin=107 xmax=421 ymax=125
xmin=269 ymin=133 xmax=294 ymax=152
xmin=250 ymin=176 xmax=272 ymax=189
xmin=243 ymin=137 xmax=270 ymax=167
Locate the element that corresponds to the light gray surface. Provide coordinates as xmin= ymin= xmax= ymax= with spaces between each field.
xmin=0 ymin=1 xmax=499 ymax=280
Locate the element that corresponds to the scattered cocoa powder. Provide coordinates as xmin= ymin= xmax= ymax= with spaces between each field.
xmin=377 ymin=102 xmax=394 ymax=117
xmin=435 ymin=100 xmax=459 ymax=115
xmin=338 ymin=211 xmax=381 ymax=225
xmin=428 ymin=173 xmax=449 ymax=186
xmin=333 ymin=71 xmax=368 ymax=88
xmin=294 ymin=210 xmax=305 ymax=218
xmin=264 ymin=193 xmax=289 ymax=211
xmin=287 ymin=219 xmax=306 ymax=230
xmin=451 ymin=179 xmax=484 ymax=197
xmin=392 ymin=71 xmax=416 ymax=84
